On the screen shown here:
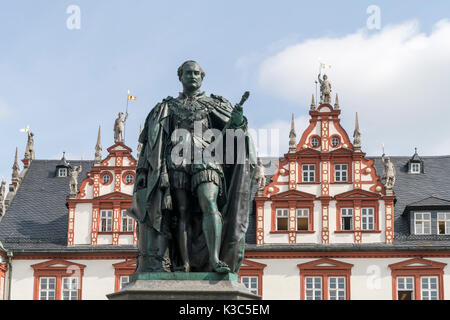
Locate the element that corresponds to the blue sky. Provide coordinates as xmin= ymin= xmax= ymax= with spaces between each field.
xmin=1 ymin=1 xmax=450 ymax=184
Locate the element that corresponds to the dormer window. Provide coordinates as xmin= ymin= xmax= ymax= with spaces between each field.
xmin=411 ymin=163 xmax=420 ymax=174
xmin=408 ymin=148 xmax=424 ymax=174
xmin=58 ymin=168 xmax=67 ymax=177
xmin=55 ymin=152 xmax=70 ymax=178
xmin=311 ymin=137 xmax=319 ymax=147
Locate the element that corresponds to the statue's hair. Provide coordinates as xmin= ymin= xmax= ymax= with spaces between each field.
xmin=177 ymin=60 xmax=205 ymax=81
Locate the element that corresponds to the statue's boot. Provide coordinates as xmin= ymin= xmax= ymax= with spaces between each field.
xmin=202 ymin=212 xmax=230 ymax=273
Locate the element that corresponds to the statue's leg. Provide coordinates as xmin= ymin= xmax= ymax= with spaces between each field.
xmin=197 ymin=182 xmax=230 ymax=273
xmin=173 ymin=188 xmax=191 ymax=272
xmin=136 ymin=220 xmax=169 ymax=273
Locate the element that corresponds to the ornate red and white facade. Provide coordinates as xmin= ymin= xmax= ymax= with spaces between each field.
xmin=67 ymin=142 xmax=137 ymax=247
xmin=254 ymin=103 xmax=394 ymax=246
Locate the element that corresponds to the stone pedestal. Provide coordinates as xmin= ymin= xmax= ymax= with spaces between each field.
xmin=107 ymin=272 xmax=261 ymax=300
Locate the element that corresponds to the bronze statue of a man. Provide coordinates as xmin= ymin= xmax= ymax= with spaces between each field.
xmin=129 ymin=60 xmax=256 ymax=274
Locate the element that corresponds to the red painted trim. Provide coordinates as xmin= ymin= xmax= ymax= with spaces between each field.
xmin=298 ymin=258 xmax=353 ymax=300
xmin=113 ymin=259 xmax=136 ymax=292
xmin=244 ymin=250 xmax=450 ymax=259
xmin=389 ymin=258 xmax=446 ymax=300
xmin=121 ymin=171 xmax=136 ymax=185
xmin=100 ymin=171 xmax=113 ymax=186
xmin=238 ymin=259 xmax=267 ymax=297
xmin=32 ymin=259 xmax=86 ymax=300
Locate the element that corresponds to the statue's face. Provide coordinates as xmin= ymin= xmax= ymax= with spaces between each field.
xmin=323 ymin=75 xmax=328 ymax=80
xmin=180 ymin=62 xmax=203 ymax=92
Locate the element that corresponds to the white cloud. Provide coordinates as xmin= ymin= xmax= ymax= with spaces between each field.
xmin=249 ymin=116 xmax=309 ymax=157
xmin=258 ymin=20 xmax=450 ymax=156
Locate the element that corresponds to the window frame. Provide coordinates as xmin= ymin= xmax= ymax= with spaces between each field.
xmin=340 ymin=208 xmax=354 ymax=231
xmin=241 ymin=276 xmax=259 ymax=295
xmin=328 ymin=276 xmax=346 ymax=300
xmin=31 ymin=259 xmax=85 ymax=300
xmin=361 ymin=207 xmax=375 ymax=231
xmin=414 ymin=212 xmax=431 ymax=235
xmin=275 ymin=208 xmax=289 ymax=231
xmin=238 ymin=259 xmax=267 ymax=297
xmin=121 ymin=209 xmax=134 ymax=233
xmin=296 ymin=208 xmax=310 ymax=231
xmin=113 ymin=260 xmax=136 ymax=292
xmin=437 ymin=212 xmax=450 ymax=235
xmin=334 ymin=164 xmax=348 ymax=182
xmin=39 ymin=277 xmax=56 ymax=300
xmin=410 ymin=162 xmax=421 ymax=174
xmin=100 ymin=209 xmax=113 ymax=233
xmin=301 ymin=164 xmax=315 ymax=183
xmin=389 ymin=258 xmax=446 ymax=300
xmin=58 ymin=168 xmax=67 ymax=177
xmin=298 ymin=258 xmax=353 ymax=301
xmin=396 ymin=276 xmax=415 ymax=300
xmin=62 ymin=277 xmax=79 ymax=300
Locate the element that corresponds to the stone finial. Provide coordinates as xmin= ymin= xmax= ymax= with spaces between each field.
xmin=318 ymin=73 xmax=332 ymax=104
xmin=0 ymin=180 xmax=6 ymax=215
xmin=94 ymin=125 xmax=102 ymax=164
xmin=137 ymin=125 xmax=143 ymax=159
xmin=255 ymin=158 xmax=266 ymax=195
xmin=114 ymin=112 xmax=128 ymax=143
xmin=69 ymin=165 xmax=82 ymax=198
xmin=22 ymin=127 xmax=35 ymax=161
xmin=310 ymin=94 xmax=316 ymax=111
xmin=353 ymin=112 xmax=361 ymax=152
xmin=334 ymin=93 xmax=340 ymax=110
xmin=382 ymin=153 xmax=396 ymax=193
xmin=289 ymin=114 xmax=296 ymax=153
xmin=12 ymin=147 xmax=19 ymax=183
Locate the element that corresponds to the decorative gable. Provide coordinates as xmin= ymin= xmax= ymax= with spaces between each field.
xmin=297 ymin=258 xmax=353 ymax=272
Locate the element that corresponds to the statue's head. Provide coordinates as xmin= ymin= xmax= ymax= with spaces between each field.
xmin=178 ymin=60 xmax=205 ymax=92
xmin=323 ymin=74 xmax=328 ymax=80
xmin=118 ymin=112 xmax=123 ymax=117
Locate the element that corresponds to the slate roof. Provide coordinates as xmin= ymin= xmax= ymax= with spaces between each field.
xmin=2 ymin=154 xmax=450 ymax=253
xmin=0 ymin=160 xmax=96 ymax=251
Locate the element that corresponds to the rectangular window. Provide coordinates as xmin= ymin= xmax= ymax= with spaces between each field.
xmin=305 ymin=277 xmax=322 ymax=300
xmin=241 ymin=276 xmax=258 ymax=295
xmin=414 ymin=212 xmax=431 ymax=235
xmin=334 ymin=164 xmax=348 ymax=182
xmin=276 ymin=209 xmax=289 ymax=231
xmin=120 ymin=276 xmax=130 ymax=290
xmin=39 ymin=277 xmax=56 ymax=300
xmin=297 ymin=209 xmax=309 ymax=231
xmin=411 ymin=163 xmax=420 ymax=173
xmin=121 ymin=210 xmax=134 ymax=232
xmin=437 ymin=213 xmax=450 ymax=235
xmin=397 ymin=277 xmax=414 ymax=300
xmin=328 ymin=277 xmax=346 ymax=300
xmin=62 ymin=277 xmax=78 ymax=300
xmin=341 ymin=208 xmax=353 ymax=231
xmin=58 ymin=168 xmax=67 ymax=177
xmin=421 ymin=276 xmax=438 ymax=300
xmin=302 ymin=164 xmax=315 ymax=182
xmin=100 ymin=210 xmax=113 ymax=232
xmin=361 ymin=208 xmax=375 ymax=230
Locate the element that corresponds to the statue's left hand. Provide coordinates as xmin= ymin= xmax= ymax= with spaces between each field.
xmin=231 ymin=105 xmax=244 ymax=127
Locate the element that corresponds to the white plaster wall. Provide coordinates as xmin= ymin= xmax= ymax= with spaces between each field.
xmin=256 ymin=259 xmax=300 ymax=300
xmin=328 ymin=201 xmax=337 ymax=242
xmin=81 ymin=259 xmax=122 ymax=300
xmin=297 ymin=185 xmax=321 ymax=197
xmin=10 ymin=259 xmax=44 ymax=300
xmin=97 ymin=234 xmax=112 ymax=245
xmin=121 ymin=184 xmax=134 ymax=195
xmin=118 ymin=235 xmax=134 ymax=245
xmin=83 ymin=181 xmax=94 ymax=199
xmin=329 ymin=184 xmax=353 ymax=196
xmin=74 ymin=203 xmax=93 ymax=245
